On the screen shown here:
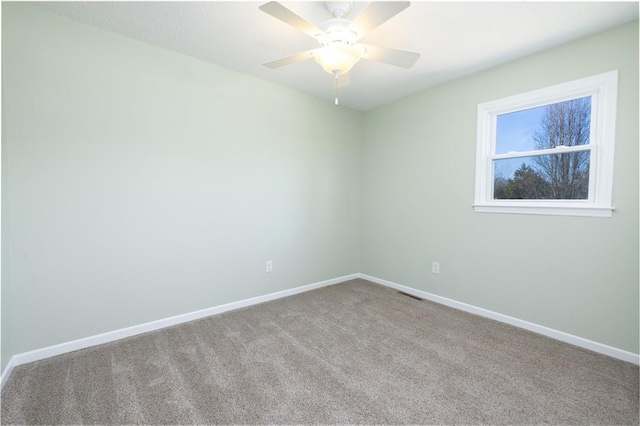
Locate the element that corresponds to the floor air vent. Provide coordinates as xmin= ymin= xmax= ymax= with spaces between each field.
xmin=398 ymin=291 xmax=423 ymax=301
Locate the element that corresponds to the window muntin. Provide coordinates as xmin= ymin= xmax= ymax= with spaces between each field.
xmin=474 ymin=71 xmax=618 ymax=217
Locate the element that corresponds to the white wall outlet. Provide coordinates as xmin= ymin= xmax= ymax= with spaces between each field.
xmin=266 ymin=260 xmax=273 ymax=273
xmin=432 ymin=262 xmax=440 ymax=274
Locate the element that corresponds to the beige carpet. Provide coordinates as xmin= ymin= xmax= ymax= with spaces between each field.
xmin=1 ymin=279 xmax=638 ymax=425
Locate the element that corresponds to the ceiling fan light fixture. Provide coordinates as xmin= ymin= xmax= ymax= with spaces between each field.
xmin=259 ymin=1 xmax=419 ymax=105
xmin=313 ymin=43 xmax=363 ymax=75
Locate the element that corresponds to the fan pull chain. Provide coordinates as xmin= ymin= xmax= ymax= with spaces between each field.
xmin=334 ymin=71 xmax=339 ymax=106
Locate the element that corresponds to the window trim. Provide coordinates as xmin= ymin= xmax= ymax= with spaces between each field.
xmin=473 ymin=70 xmax=618 ymax=217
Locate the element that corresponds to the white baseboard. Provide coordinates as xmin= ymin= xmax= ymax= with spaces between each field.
xmin=359 ymin=273 xmax=640 ymax=365
xmin=3 ymin=272 xmax=637 ymax=390
xmin=0 ymin=356 xmax=17 ymax=390
xmin=0 ymin=273 xmax=358 ymax=389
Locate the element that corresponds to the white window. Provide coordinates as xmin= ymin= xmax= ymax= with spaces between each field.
xmin=473 ymin=70 xmax=618 ymax=217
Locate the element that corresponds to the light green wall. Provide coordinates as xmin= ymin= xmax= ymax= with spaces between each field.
xmin=361 ymin=21 xmax=639 ymax=354
xmin=1 ymin=3 xmax=362 ymax=370
xmin=1 ymin=65 xmax=11 ymax=371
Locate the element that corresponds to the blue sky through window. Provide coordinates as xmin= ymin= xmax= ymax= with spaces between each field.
xmin=495 ymin=105 xmax=546 ymax=155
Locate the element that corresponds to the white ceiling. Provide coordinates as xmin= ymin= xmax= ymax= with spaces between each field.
xmin=33 ymin=1 xmax=638 ymax=111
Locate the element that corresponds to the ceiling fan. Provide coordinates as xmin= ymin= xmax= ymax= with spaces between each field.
xmin=259 ymin=1 xmax=420 ymax=105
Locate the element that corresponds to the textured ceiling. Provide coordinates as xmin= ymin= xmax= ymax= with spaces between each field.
xmin=33 ymin=1 xmax=638 ymax=111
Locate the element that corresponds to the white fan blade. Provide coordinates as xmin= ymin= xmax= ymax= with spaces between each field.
xmin=259 ymin=2 xmax=324 ymax=39
xmin=348 ymin=2 xmax=410 ymax=39
xmin=263 ymin=49 xmax=317 ymax=69
xmin=360 ymin=44 xmax=420 ymax=69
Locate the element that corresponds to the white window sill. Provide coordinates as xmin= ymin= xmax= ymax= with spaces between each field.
xmin=473 ymin=203 xmax=614 ymax=217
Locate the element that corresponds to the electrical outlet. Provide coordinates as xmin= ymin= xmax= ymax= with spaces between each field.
xmin=266 ymin=260 xmax=273 ymax=273
xmin=432 ymin=262 xmax=440 ymax=274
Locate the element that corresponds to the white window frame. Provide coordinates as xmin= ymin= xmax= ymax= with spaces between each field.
xmin=473 ymin=70 xmax=618 ymax=217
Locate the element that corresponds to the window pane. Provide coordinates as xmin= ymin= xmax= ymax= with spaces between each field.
xmin=493 ymin=151 xmax=590 ymax=200
xmin=495 ymin=96 xmax=592 ymax=155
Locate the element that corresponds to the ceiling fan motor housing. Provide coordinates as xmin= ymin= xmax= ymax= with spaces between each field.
xmin=318 ymin=19 xmax=357 ymax=46
xmin=325 ymin=1 xmax=353 ymax=19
